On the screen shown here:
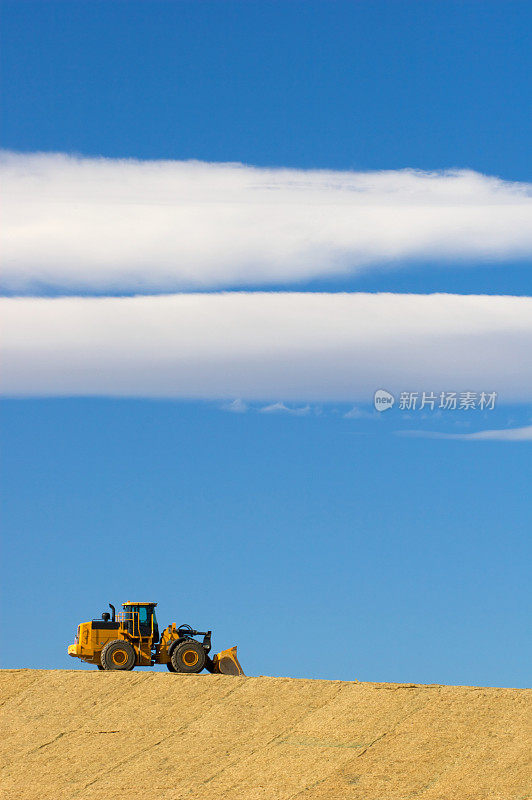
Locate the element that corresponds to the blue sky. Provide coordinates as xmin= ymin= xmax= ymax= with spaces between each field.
xmin=0 ymin=1 xmax=531 ymax=686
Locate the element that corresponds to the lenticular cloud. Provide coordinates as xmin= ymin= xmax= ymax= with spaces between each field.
xmin=2 ymin=293 xmax=531 ymax=402
xmin=2 ymin=152 xmax=532 ymax=293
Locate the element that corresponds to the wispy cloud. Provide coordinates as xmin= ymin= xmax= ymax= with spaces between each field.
xmin=399 ymin=425 xmax=532 ymax=441
xmin=344 ymin=406 xmax=376 ymax=419
xmin=2 ymin=292 xmax=531 ymax=402
xmin=2 ymin=152 xmax=532 ymax=293
xmin=259 ymin=402 xmax=311 ymax=415
xmin=222 ymin=398 xmax=248 ymax=413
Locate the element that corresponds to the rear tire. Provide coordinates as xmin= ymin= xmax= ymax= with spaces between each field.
xmin=101 ymin=640 xmax=136 ymax=671
xmin=97 ymin=664 xmax=104 ymax=670
xmin=170 ymin=639 xmax=206 ymax=674
xmin=166 ymin=661 xmax=177 ymax=672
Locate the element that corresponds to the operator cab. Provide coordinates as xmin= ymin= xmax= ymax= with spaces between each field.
xmin=122 ymin=602 xmax=159 ymax=643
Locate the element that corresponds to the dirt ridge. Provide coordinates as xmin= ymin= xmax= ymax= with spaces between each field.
xmin=1 ymin=669 xmax=530 ymax=799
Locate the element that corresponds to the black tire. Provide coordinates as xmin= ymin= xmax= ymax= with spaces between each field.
xmin=97 ymin=664 xmax=104 ymax=670
xmin=166 ymin=661 xmax=177 ymax=672
xmin=101 ymin=639 xmax=136 ymax=671
xmin=170 ymin=639 xmax=206 ymax=674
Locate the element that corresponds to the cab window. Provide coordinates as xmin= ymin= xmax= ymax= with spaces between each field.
xmin=138 ymin=607 xmax=148 ymax=625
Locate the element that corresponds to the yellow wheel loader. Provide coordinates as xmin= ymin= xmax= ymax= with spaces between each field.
xmin=68 ymin=601 xmax=244 ymax=675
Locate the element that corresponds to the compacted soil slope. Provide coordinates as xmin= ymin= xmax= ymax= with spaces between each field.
xmin=0 ymin=669 xmax=530 ymax=800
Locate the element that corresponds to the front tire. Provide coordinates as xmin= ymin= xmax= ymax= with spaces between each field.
xmin=166 ymin=661 xmax=177 ymax=672
xmin=101 ymin=640 xmax=136 ymax=671
xmin=170 ymin=640 xmax=206 ymax=673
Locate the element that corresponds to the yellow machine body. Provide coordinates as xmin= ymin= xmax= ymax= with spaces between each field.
xmin=68 ymin=601 xmax=244 ymax=676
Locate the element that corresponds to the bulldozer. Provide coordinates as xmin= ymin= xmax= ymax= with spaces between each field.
xmin=68 ymin=601 xmax=244 ymax=675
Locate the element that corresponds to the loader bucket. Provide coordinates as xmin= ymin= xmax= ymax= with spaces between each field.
xmin=211 ymin=646 xmax=245 ymax=676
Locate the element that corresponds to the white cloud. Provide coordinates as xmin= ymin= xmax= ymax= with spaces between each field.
xmin=2 ymin=292 xmax=531 ymax=402
xmin=2 ymin=152 xmax=532 ymax=292
xmin=344 ymin=406 xmax=376 ymax=419
xmin=222 ymin=398 xmax=248 ymax=413
xmin=400 ymin=425 xmax=532 ymax=441
xmin=259 ymin=402 xmax=311 ymax=415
